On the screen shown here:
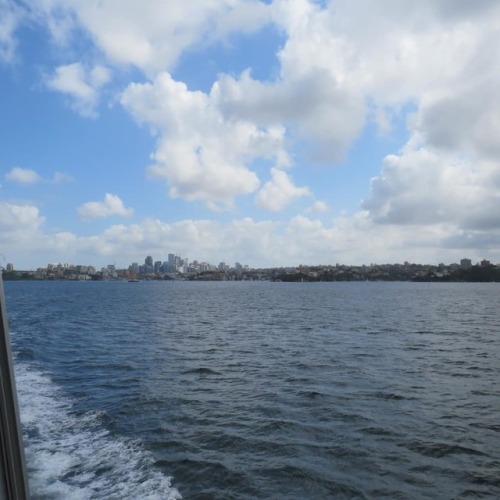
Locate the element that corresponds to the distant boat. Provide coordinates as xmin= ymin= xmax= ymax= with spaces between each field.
xmin=128 ymin=278 xmax=139 ymax=282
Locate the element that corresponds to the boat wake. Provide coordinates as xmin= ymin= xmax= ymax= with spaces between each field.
xmin=14 ymin=360 xmax=181 ymax=500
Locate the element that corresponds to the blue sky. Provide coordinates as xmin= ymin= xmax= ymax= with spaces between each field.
xmin=1 ymin=0 xmax=500 ymax=270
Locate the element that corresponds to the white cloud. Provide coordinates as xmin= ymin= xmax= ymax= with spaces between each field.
xmin=4 ymin=1 xmax=500 ymax=269
xmin=63 ymin=217 xmax=280 ymax=267
xmin=0 ymin=202 xmax=90 ymax=267
xmin=255 ymin=168 xmax=310 ymax=211
xmin=66 ymin=214 xmax=500 ymax=268
xmin=121 ymin=72 xmax=289 ymax=206
xmin=5 ymin=167 xmax=73 ymax=185
xmin=209 ymin=0 xmax=500 ymax=168
xmin=4 ymin=203 xmax=500 ymax=271
xmin=47 ymin=63 xmax=92 ymax=98
xmin=64 ymin=0 xmax=271 ymax=75
xmin=363 ymin=147 xmax=500 ymax=231
xmin=51 ymin=171 xmax=74 ymax=184
xmin=352 ymin=1 xmax=500 ymax=238
xmin=0 ymin=202 xmax=45 ymax=232
xmin=36 ymin=0 xmax=500 ymax=214
xmin=415 ymin=78 xmax=500 ymax=160
xmin=25 ymin=0 xmax=77 ymax=46
xmin=0 ymin=203 xmax=46 ymax=263
xmin=77 ymin=193 xmax=134 ymax=220
xmin=17 ymin=0 xmax=500 ymax=167
xmin=0 ymin=0 xmax=23 ymax=63
xmin=250 ymin=0 xmax=500 ymax=257
xmin=46 ymin=62 xmax=111 ymax=117
xmin=5 ymin=167 xmax=43 ymax=184
xmin=214 ymin=64 xmax=366 ymax=165
xmin=305 ymin=201 xmax=328 ymax=214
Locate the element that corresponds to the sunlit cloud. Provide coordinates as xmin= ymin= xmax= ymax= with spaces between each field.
xmin=5 ymin=167 xmax=42 ymax=184
xmin=2 ymin=0 xmax=500 ymax=268
xmin=255 ymin=168 xmax=311 ymax=212
xmin=77 ymin=193 xmax=134 ymax=220
xmin=46 ymin=63 xmax=111 ymax=117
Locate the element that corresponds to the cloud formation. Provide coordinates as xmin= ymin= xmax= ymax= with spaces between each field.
xmin=255 ymin=168 xmax=310 ymax=211
xmin=0 ymin=0 xmax=22 ymax=63
xmin=5 ymin=167 xmax=73 ymax=185
xmin=5 ymin=206 xmax=494 ymax=270
xmin=305 ymin=201 xmax=328 ymax=214
xmin=0 ymin=203 xmax=46 ymax=261
xmin=46 ymin=63 xmax=111 ymax=117
xmin=2 ymin=0 xmax=500 ymax=268
xmin=69 ymin=0 xmax=271 ymax=75
xmin=122 ymin=72 xmax=288 ymax=206
xmin=6 ymin=167 xmax=42 ymax=184
xmin=77 ymin=193 xmax=133 ymax=220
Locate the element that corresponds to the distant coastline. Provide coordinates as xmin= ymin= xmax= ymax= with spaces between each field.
xmin=3 ymin=261 xmax=500 ymax=283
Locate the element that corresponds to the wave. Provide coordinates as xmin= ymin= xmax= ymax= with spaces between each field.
xmin=13 ymin=360 xmax=181 ymax=500
xmin=404 ymin=440 xmax=486 ymax=459
xmin=181 ymin=367 xmax=222 ymax=376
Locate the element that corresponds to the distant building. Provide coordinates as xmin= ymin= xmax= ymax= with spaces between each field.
xmin=460 ymin=258 xmax=472 ymax=269
xmin=6 ymin=263 xmax=14 ymax=272
xmin=145 ymin=255 xmax=153 ymax=267
xmin=168 ymin=253 xmax=175 ymax=270
xmin=480 ymin=259 xmax=491 ymax=267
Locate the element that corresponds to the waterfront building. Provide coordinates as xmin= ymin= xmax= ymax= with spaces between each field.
xmin=460 ymin=258 xmax=472 ymax=269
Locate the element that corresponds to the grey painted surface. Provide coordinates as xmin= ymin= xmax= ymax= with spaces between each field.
xmin=0 ymin=272 xmax=30 ymax=499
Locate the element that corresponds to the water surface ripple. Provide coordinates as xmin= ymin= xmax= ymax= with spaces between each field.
xmin=5 ymin=281 xmax=500 ymax=499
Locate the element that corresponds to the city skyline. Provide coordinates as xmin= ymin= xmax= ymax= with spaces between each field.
xmin=3 ymin=255 xmax=495 ymax=275
xmin=1 ymin=2 xmax=500 ymax=270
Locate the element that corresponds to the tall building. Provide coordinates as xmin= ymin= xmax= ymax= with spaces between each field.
xmin=145 ymin=255 xmax=153 ymax=267
xmin=168 ymin=253 xmax=177 ymax=272
xmin=460 ymin=258 xmax=472 ymax=270
xmin=6 ymin=263 xmax=14 ymax=272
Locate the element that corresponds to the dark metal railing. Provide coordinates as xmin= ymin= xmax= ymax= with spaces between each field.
xmin=0 ymin=271 xmax=30 ymax=499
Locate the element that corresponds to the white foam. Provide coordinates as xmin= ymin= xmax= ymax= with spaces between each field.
xmin=14 ymin=361 xmax=182 ymax=499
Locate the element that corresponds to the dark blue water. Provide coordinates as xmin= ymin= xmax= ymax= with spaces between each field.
xmin=5 ymin=280 xmax=500 ymax=499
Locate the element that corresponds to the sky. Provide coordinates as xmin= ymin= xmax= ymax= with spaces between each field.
xmin=1 ymin=0 xmax=500 ymax=270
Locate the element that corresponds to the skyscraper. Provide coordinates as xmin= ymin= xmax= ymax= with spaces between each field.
xmin=168 ymin=253 xmax=176 ymax=272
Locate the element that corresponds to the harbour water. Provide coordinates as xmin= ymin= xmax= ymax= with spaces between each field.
xmin=5 ymin=280 xmax=500 ymax=499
